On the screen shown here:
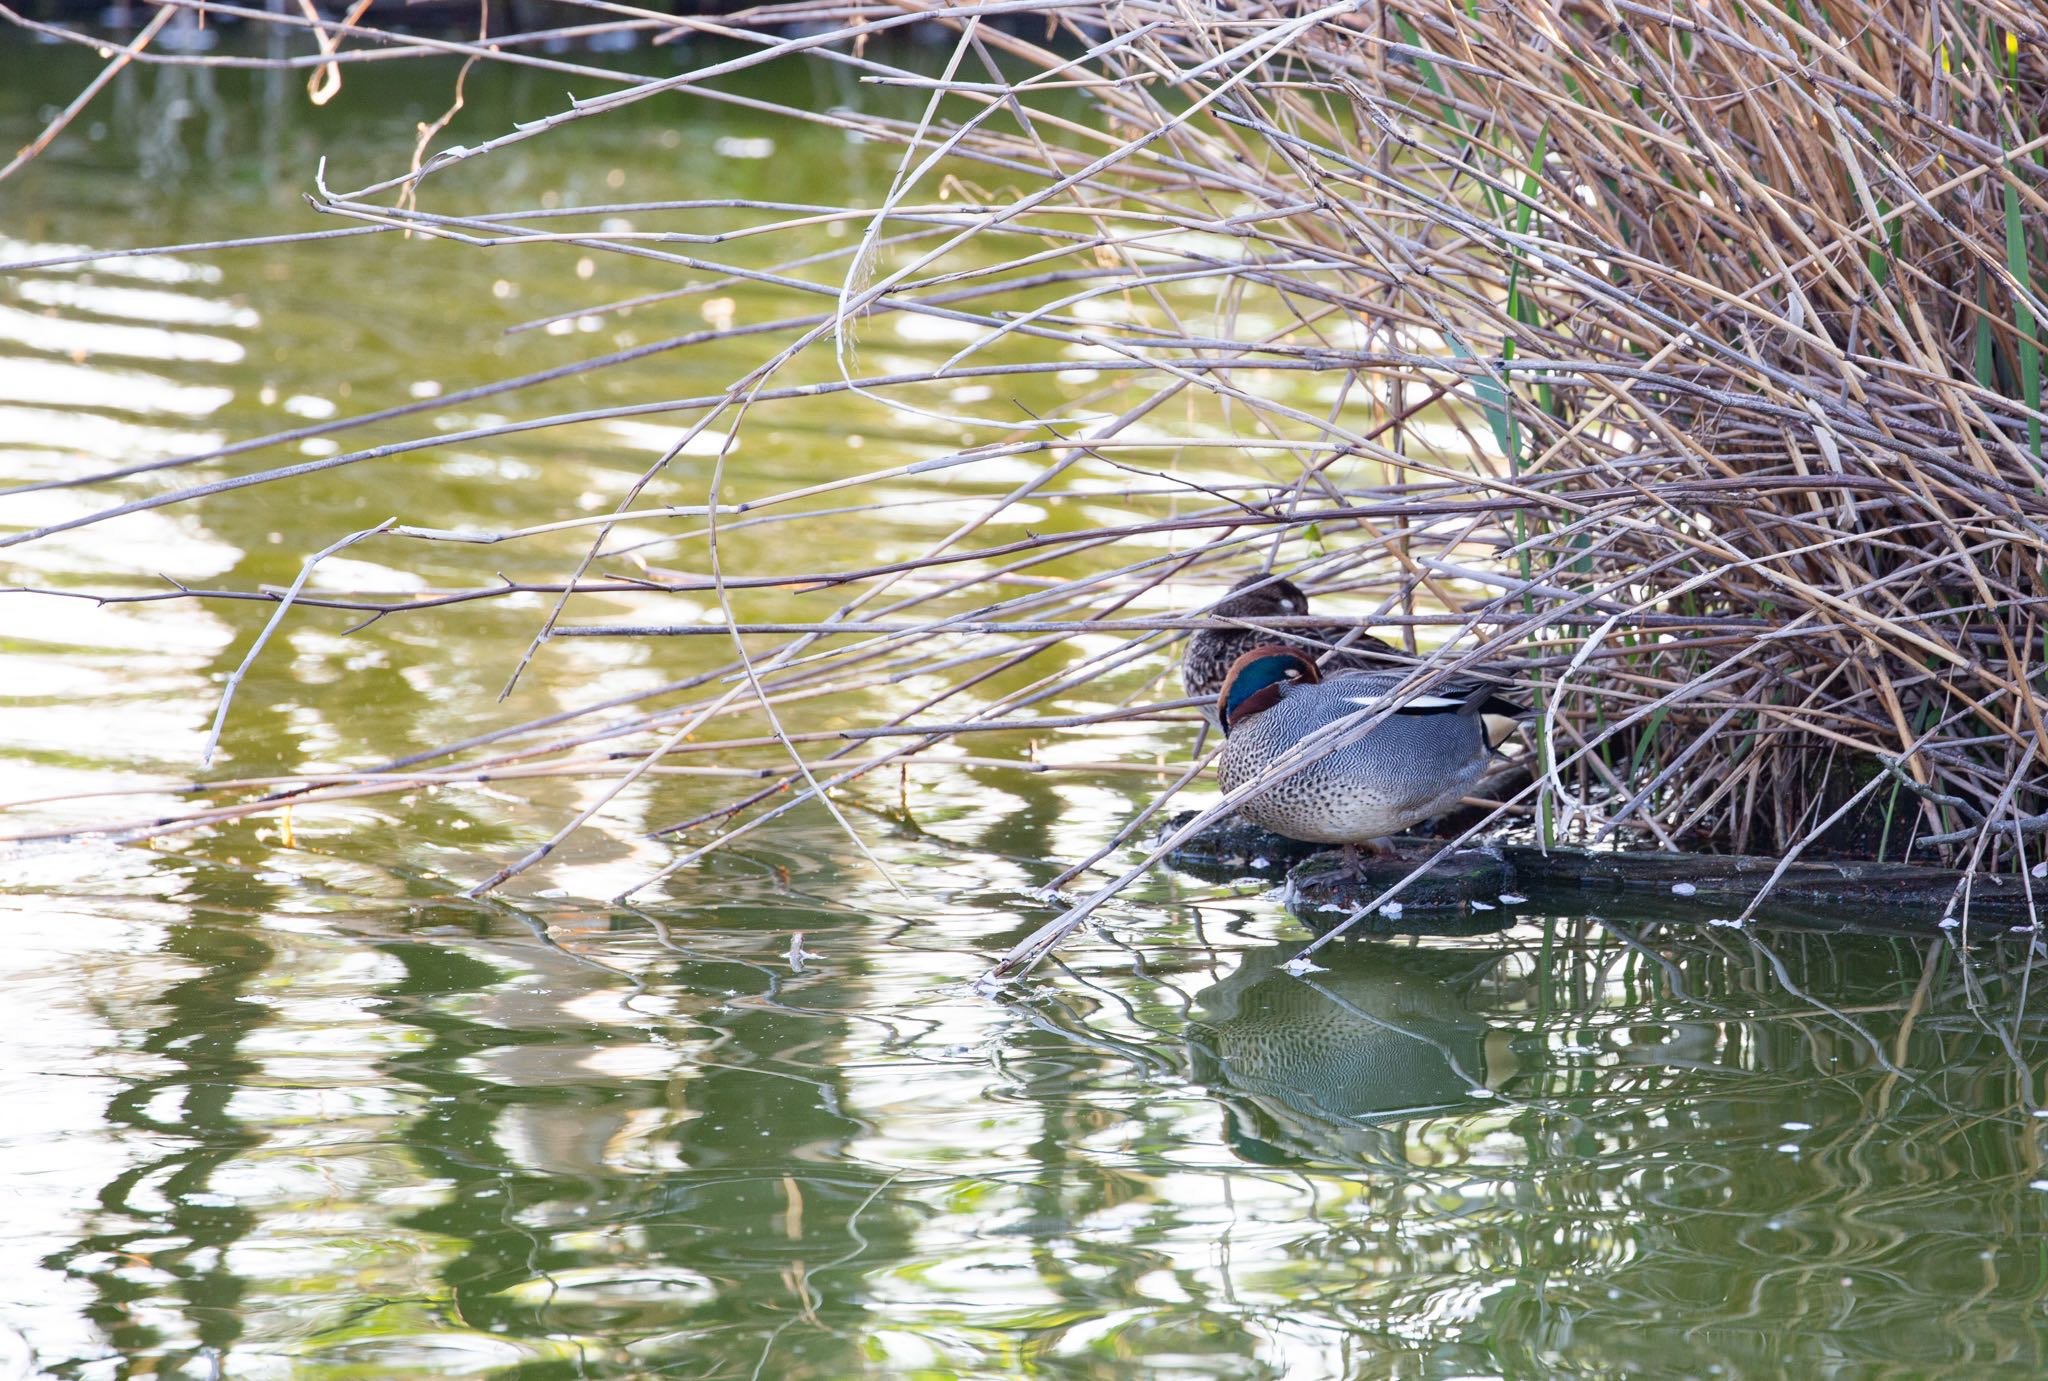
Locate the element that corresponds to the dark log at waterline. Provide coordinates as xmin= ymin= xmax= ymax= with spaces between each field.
xmin=1160 ymin=814 xmax=2043 ymax=932
xmin=1153 ymin=809 xmax=1325 ymax=878
xmin=1495 ymin=847 xmax=2040 ymax=928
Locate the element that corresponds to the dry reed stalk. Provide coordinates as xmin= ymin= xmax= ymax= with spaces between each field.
xmin=7 ymin=0 xmax=2048 ymax=968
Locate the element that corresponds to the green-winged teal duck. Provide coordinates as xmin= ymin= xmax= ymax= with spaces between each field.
xmin=1182 ymin=573 xmax=1398 ymax=702
xmin=1214 ymin=644 xmax=1530 ymax=852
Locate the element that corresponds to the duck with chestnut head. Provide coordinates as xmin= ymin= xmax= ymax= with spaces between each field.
xmin=1181 ymin=572 xmax=1398 ymax=704
xmin=1213 ymin=644 xmax=1529 ymax=858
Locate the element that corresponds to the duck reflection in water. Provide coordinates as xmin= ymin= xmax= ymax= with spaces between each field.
xmin=1187 ymin=937 xmax=1521 ymax=1165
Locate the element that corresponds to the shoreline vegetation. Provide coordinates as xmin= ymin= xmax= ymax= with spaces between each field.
xmin=7 ymin=1 xmax=2048 ymax=970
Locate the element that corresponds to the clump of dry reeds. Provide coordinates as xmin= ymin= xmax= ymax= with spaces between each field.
xmin=1287 ymin=0 xmax=2048 ymax=879
xmin=8 ymin=0 xmax=2048 ymax=964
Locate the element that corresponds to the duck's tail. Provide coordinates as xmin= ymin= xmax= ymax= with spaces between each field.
xmin=1453 ymin=680 xmax=1534 ymax=751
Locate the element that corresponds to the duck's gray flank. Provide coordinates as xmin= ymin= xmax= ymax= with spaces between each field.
xmin=1215 ymin=646 xmax=1532 ymax=847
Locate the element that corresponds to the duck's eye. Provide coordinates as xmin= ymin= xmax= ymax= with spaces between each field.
xmin=1280 ymin=598 xmax=1298 ymax=611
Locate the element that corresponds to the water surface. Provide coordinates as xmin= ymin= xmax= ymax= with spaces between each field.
xmin=6 ymin=33 xmax=2048 ymax=1380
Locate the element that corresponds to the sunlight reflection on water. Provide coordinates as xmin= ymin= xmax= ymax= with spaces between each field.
xmin=8 ymin=32 xmax=2048 ymax=1381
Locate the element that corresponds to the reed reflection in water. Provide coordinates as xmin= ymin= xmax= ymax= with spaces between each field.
xmin=11 ymin=863 xmax=2048 ymax=1378
xmin=1180 ymin=923 xmax=2048 ymax=1376
xmin=8 ymin=28 xmax=2048 ymax=1381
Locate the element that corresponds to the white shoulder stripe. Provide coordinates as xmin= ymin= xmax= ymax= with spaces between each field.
xmin=1343 ymin=693 xmax=1462 ymax=711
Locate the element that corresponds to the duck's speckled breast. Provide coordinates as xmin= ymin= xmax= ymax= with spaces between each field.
xmin=1217 ymin=683 xmax=1492 ymax=843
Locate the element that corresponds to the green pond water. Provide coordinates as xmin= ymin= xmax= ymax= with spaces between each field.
xmin=8 ymin=31 xmax=2048 ymax=1380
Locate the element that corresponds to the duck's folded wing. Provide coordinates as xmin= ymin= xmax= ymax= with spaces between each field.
xmin=1322 ymin=669 xmax=1531 ymax=720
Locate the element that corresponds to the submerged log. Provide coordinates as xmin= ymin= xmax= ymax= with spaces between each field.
xmin=1285 ymin=850 xmax=1521 ymax=938
xmin=1497 ymin=846 xmax=2041 ymax=927
xmin=1155 ymin=809 xmax=1325 ymax=880
xmin=1159 ymin=810 xmax=2043 ymax=933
